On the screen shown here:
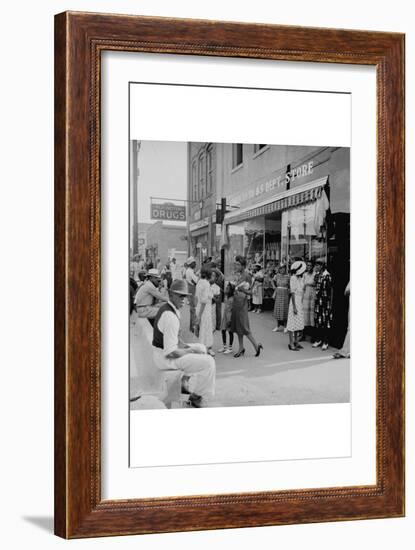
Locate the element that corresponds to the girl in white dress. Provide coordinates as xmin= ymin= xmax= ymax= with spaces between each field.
xmin=195 ymin=267 xmax=215 ymax=355
xmin=286 ymin=261 xmax=306 ymax=351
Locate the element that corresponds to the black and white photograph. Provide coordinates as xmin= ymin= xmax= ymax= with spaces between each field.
xmin=129 ymin=140 xmax=350 ymax=411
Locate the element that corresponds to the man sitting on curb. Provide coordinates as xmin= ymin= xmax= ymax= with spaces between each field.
xmin=134 ymin=268 xmax=168 ymax=322
xmin=151 ymin=279 xmax=216 ymax=408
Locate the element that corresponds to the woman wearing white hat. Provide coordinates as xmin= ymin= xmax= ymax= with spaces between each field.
xmin=286 ymin=261 xmax=306 ymax=351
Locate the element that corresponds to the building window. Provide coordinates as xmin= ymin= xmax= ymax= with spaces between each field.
xmin=232 ymin=143 xmax=243 ymax=169
xmin=206 ymin=144 xmax=213 ymax=194
xmin=253 ymin=144 xmax=267 ymax=154
xmin=198 ymin=152 xmax=206 ymax=198
xmin=192 ymin=161 xmax=198 ymax=201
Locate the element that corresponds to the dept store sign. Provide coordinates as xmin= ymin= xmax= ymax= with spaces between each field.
xmin=230 ymin=161 xmax=314 ymax=207
xmin=151 ymin=203 xmax=186 ymax=221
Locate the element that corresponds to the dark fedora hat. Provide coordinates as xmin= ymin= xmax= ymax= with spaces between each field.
xmin=169 ymin=279 xmax=191 ymax=296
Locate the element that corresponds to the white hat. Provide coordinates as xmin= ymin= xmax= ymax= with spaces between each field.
xmin=147 ymin=268 xmax=161 ymax=278
xmin=291 ymin=261 xmax=306 ymax=276
xmin=186 ymin=256 xmax=196 ymax=264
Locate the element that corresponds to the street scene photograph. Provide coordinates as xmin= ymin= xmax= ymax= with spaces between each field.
xmin=129 ymin=140 xmax=351 ymax=410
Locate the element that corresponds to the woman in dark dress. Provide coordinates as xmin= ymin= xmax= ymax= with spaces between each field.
xmin=230 ymin=255 xmax=263 ymax=358
xmin=312 ymin=260 xmax=333 ymax=351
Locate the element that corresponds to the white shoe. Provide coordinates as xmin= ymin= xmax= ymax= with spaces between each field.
xmin=272 ymin=326 xmax=279 ymax=332
xmin=321 ymin=343 xmax=329 ymax=351
xmin=223 ymin=347 xmax=233 ymax=354
xmin=312 ymin=340 xmax=322 ymax=348
xmin=217 ymin=346 xmax=226 ymax=353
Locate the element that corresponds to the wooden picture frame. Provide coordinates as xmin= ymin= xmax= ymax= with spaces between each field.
xmin=54 ymin=11 xmax=405 ymax=538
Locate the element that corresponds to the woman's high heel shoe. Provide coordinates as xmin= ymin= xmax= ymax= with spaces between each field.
xmin=234 ymin=349 xmax=245 ymax=358
xmin=255 ymin=343 xmax=263 ymax=357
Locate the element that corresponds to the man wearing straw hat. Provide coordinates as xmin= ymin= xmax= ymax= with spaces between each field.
xmin=152 ymin=279 xmax=216 ymax=408
xmin=134 ymin=268 xmax=168 ymax=320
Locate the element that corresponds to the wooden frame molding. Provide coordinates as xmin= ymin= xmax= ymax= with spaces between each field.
xmin=54 ymin=11 xmax=405 ymax=538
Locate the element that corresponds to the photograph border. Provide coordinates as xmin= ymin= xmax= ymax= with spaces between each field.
xmin=54 ymin=11 xmax=405 ymax=538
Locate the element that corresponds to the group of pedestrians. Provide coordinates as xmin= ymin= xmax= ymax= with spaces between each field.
xmin=284 ymin=259 xmax=334 ymax=351
xmin=219 ymin=257 xmax=349 ymax=357
xmin=131 ymin=252 xmax=349 ymax=358
xmin=183 ymin=255 xmax=264 ymax=359
xmin=268 ymin=259 xmax=349 ymax=357
xmin=129 ymin=252 xmax=350 ymax=408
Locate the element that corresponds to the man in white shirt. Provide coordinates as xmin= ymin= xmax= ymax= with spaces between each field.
xmin=185 ymin=256 xmax=199 ymax=333
xmin=134 ymin=268 xmax=168 ymax=320
xmin=152 ymin=279 xmax=215 ymax=407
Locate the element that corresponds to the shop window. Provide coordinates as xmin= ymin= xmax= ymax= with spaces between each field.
xmin=280 ymin=193 xmax=329 ymax=264
xmin=232 ymin=143 xmax=243 ymax=169
xmin=192 ymin=161 xmax=198 ymax=201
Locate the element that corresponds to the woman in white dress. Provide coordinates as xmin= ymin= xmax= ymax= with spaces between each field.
xmin=195 ymin=267 xmax=215 ymax=356
xmin=286 ymin=261 xmax=306 ymax=351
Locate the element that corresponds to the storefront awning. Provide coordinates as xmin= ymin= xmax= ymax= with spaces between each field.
xmin=224 ymin=176 xmax=328 ymax=225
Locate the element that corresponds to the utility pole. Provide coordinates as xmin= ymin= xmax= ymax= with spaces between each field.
xmin=130 ymin=140 xmax=141 ymax=256
xmin=220 ymin=197 xmax=226 ymax=274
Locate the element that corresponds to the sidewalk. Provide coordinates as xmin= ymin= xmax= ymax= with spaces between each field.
xmin=176 ymin=305 xmax=350 ymax=407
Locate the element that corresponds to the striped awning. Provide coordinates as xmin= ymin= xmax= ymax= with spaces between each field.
xmin=224 ymin=176 xmax=328 ymax=225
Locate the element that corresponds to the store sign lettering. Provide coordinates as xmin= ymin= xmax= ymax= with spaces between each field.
xmin=231 ymin=161 xmax=314 ymax=206
xmin=151 ymin=203 xmax=186 ymax=221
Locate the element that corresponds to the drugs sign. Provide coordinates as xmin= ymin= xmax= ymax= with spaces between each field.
xmin=151 ymin=203 xmax=186 ymax=221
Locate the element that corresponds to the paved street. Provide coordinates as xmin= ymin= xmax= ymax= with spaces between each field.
xmin=130 ymin=303 xmax=350 ymax=409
